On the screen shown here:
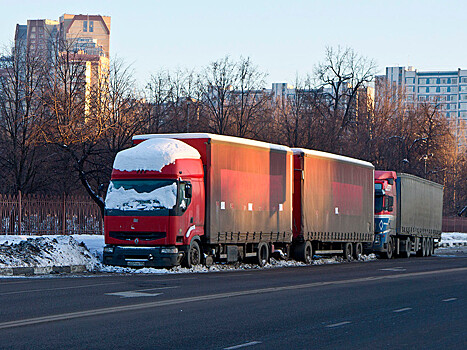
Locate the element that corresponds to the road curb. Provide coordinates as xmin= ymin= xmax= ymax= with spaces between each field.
xmin=0 ymin=265 xmax=87 ymax=276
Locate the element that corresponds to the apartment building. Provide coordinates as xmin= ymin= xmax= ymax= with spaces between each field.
xmin=59 ymin=14 xmax=111 ymax=58
xmin=380 ymin=66 xmax=467 ymax=149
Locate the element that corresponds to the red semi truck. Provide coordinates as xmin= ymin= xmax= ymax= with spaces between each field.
xmin=103 ymin=133 xmax=294 ymax=267
xmin=103 ymin=133 xmax=379 ymax=267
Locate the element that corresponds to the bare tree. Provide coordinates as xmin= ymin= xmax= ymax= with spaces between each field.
xmin=39 ymin=40 xmax=110 ymax=214
xmin=314 ymin=46 xmax=377 ymax=152
xmin=198 ymin=56 xmax=237 ymax=135
xmin=0 ymin=41 xmax=48 ymax=193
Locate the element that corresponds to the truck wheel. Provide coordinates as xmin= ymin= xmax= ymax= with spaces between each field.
xmin=382 ymin=238 xmax=393 ymax=259
xmin=344 ymin=242 xmax=353 ymax=261
xmin=401 ymin=239 xmax=411 ymax=258
xmin=422 ymin=238 xmax=428 ymax=257
xmin=416 ymin=238 xmax=424 ymax=257
xmin=183 ymin=240 xmax=201 ymax=268
xmin=257 ymin=242 xmax=269 ymax=267
xmin=353 ymin=242 xmax=363 ymax=260
xmin=294 ymin=241 xmax=313 ymax=264
xmin=428 ymin=238 xmax=433 ymax=256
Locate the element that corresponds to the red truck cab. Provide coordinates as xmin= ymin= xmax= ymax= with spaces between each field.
xmin=103 ymin=138 xmax=205 ymax=267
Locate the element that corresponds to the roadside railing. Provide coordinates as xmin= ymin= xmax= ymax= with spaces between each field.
xmin=0 ymin=192 xmax=103 ymax=235
xmin=442 ymin=216 xmax=467 ymax=233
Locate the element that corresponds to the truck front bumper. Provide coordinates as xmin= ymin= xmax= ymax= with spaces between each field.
xmin=363 ymin=233 xmax=387 ymax=253
xmin=103 ymin=245 xmax=185 ymax=268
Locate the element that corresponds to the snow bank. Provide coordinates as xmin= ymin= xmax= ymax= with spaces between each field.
xmin=105 ymin=182 xmax=177 ymax=211
xmin=0 ymin=235 xmax=100 ymax=271
xmin=113 ymin=138 xmax=200 ymax=172
xmin=440 ymin=232 xmax=467 ymax=247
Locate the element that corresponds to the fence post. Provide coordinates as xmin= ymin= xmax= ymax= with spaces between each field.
xmin=62 ymin=193 xmax=66 ymax=235
xmin=18 ymin=190 xmax=22 ymax=235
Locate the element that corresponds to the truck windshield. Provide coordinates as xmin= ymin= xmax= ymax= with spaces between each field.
xmin=375 ymin=195 xmax=383 ymax=213
xmin=105 ymin=179 xmax=177 ymax=214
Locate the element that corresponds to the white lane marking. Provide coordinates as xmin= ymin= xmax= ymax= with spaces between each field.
xmin=105 ymin=286 xmax=178 ymax=298
xmin=133 ymin=286 xmax=179 ymax=292
xmin=393 ymin=307 xmax=412 ymax=313
xmin=0 ymin=282 xmax=125 ymax=296
xmin=0 ymin=266 xmax=466 ymax=330
xmin=325 ymin=321 xmax=351 ymax=328
xmin=380 ymin=267 xmax=406 ymax=272
xmin=224 ymin=341 xmax=262 ymax=349
xmin=106 ymin=291 xmax=163 ymax=298
xmin=442 ymin=298 xmax=458 ymax=302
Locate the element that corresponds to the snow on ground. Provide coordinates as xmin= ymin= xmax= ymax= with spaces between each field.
xmin=0 ymin=235 xmax=100 ymax=271
xmin=2 ymin=231 xmax=465 ymax=275
xmin=439 ymin=232 xmax=467 ymax=246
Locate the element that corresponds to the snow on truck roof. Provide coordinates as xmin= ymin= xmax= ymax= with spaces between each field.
xmin=292 ymin=148 xmax=374 ymax=169
xmin=113 ymin=138 xmax=200 ymax=172
xmin=133 ymin=133 xmax=292 ymax=152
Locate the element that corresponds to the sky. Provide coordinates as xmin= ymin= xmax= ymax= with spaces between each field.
xmin=1 ymin=0 xmax=466 ymax=88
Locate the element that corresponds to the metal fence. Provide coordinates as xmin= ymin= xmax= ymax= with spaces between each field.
xmin=0 ymin=193 xmax=103 ymax=235
xmin=442 ymin=216 xmax=467 ymax=233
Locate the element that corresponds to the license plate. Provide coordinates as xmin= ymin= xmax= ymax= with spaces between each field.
xmin=127 ymin=261 xmax=145 ymax=267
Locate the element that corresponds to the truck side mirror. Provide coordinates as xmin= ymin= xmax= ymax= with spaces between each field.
xmin=185 ymin=184 xmax=192 ymax=198
xmin=388 ymin=179 xmax=394 ymax=185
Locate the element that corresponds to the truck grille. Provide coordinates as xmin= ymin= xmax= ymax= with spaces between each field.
xmin=109 ymin=231 xmax=166 ymax=241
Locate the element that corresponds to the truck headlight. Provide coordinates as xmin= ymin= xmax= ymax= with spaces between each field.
xmin=104 ymin=246 xmax=114 ymax=253
xmin=161 ymin=247 xmax=178 ymax=254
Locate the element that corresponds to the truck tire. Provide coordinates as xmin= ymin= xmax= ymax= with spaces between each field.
xmin=427 ymin=238 xmax=433 ymax=256
xmin=382 ymin=238 xmax=393 ymax=259
xmin=416 ymin=238 xmax=424 ymax=257
xmin=344 ymin=242 xmax=353 ymax=261
xmin=353 ymin=242 xmax=363 ymax=260
xmin=401 ymin=239 xmax=411 ymax=258
xmin=294 ymin=241 xmax=313 ymax=264
xmin=257 ymin=242 xmax=269 ymax=267
xmin=183 ymin=240 xmax=201 ymax=268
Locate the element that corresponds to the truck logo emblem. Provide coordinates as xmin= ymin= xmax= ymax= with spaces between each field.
xmin=135 ymin=238 xmax=139 ymax=245
xmin=379 ymin=221 xmax=384 ymax=230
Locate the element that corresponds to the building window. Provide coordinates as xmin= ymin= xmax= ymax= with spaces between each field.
xmin=462 ymin=77 xmax=467 ymax=84
xmin=451 ymin=103 xmax=457 ymax=109
xmin=419 ymin=78 xmax=427 ymax=85
xmin=462 ymin=95 xmax=467 ymax=100
xmin=83 ymin=20 xmax=87 ymax=32
xmin=89 ymin=21 xmax=94 ymax=32
xmin=441 ymin=87 xmax=448 ymax=93
xmin=461 ymin=86 xmax=467 ymax=92
xmin=460 ymin=103 xmax=467 ymax=110
xmin=452 ymin=78 xmax=458 ymax=84
xmin=406 ymin=86 xmax=414 ymax=93
xmin=430 ymin=78 xmax=437 ymax=84
xmin=419 ymin=96 xmax=426 ymax=101
xmin=441 ymin=78 xmax=448 ymax=84
xmin=429 ymin=87 xmax=437 ymax=93
xmin=406 ymin=78 xmax=414 ymax=84
xmin=452 ymin=87 xmax=458 ymax=93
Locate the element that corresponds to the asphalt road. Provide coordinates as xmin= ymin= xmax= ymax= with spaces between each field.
xmin=0 ymin=254 xmax=466 ymax=349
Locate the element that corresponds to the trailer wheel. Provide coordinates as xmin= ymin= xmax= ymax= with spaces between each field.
xmin=257 ymin=242 xmax=269 ymax=267
xmin=427 ymin=238 xmax=433 ymax=256
xmin=294 ymin=241 xmax=313 ymax=264
xmin=344 ymin=242 xmax=353 ymax=261
xmin=422 ymin=238 xmax=428 ymax=257
xmin=353 ymin=242 xmax=363 ymax=260
xmin=183 ymin=240 xmax=201 ymax=268
xmin=416 ymin=238 xmax=424 ymax=257
xmin=401 ymin=239 xmax=411 ymax=258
